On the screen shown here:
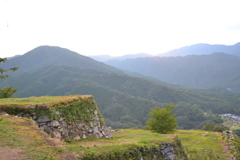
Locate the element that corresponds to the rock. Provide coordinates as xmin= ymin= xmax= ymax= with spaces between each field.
xmin=93 ymin=127 xmax=99 ymax=134
xmin=44 ymin=126 xmax=51 ymax=133
xmin=94 ymin=110 xmax=98 ymax=115
xmin=77 ymin=123 xmax=83 ymax=129
xmin=29 ymin=105 xmax=36 ymax=109
xmin=98 ymin=132 xmax=103 ymax=137
xmin=89 ymin=122 xmax=93 ymax=128
xmin=50 ymin=120 xmax=60 ymax=127
xmin=101 ymin=131 xmax=105 ymax=136
xmin=0 ymin=112 xmax=7 ymax=115
xmin=55 ymin=111 xmax=61 ymax=115
xmin=37 ymin=116 xmax=51 ymax=123
xmin=59 ymin=117 xmax=65 ymax=121
xmin=83 ymin=134 xmax=86 ymax=139
xmin=33 ymin=116 xmax=37 ymax=120
xmin=73 ymin=135 xmax=81 ymax=140
xmin=41 ymin=104 xmax=49 ymax=108
xmin=70 ymin=129 xmax=75 ymax=133
xmin=52 ymin=131 xmax=61 ymax=139
xmin=37 ymin=122 xmax=47 ymax=126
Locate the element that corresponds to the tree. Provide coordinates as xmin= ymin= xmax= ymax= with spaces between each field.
xmin=0 ymin=58 xmax=19 ymax=98
xmin=146 ymin=103 xmax=177 ymax=134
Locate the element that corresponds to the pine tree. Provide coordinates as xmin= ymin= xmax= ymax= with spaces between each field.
xmin=0 ymin=58 xmax=19 ymax=98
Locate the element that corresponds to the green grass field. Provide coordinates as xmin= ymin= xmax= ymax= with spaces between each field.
xmin=0 ymin=115 xmax=230 ymax=159
xmin=0 ymin=115 xmax=60 ymax=160
xmin=0 ymin=95 xmax=93 ymax=110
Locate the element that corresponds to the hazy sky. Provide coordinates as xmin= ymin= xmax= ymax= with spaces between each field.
xmin=1 ymin=0 xmax=240 ymax=57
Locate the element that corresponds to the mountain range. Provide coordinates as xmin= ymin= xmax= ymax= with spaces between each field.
xmin=1 ymin=45 xmax=240 ymax=129
xmin=159 ymin=42 xmax=240 ymax=57
xmin=106 ymin=52 xmax=240 ymax=91
xmin=89 ymin=53 xmax=153 ymax=62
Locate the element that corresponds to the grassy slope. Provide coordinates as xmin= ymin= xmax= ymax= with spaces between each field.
xmin=0 ymin=115 xmax=61 ymax=160
xmin=0 ymin=95 xmax=91 ymax=108
xmin=0 ymin=115 xmax=230 ymax=159
xmin=63 ymin=129 xmax=229 ymax=159
xmin=0 ymin=96 xmax=231 ymax=159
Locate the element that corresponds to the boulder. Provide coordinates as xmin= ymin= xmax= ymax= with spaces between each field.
xmin=50 ymin=120 xmax=60 ymax=127
xmin=37 ymin=116 xmax=51 ymax=123
xmin=73 ymin=135 xmax=81 ymax=140
xmin=52 ymin=131 xmax=61 ymax=139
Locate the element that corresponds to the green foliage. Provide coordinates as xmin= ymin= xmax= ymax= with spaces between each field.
xmin=79 ymin=144 xmax=164 ymax=160
xmin=0 ymin=57 xmax=19 ymax=98
xmin=0 ymin=86 xmax=18 ymax=98
xmin=202 ymin=122 xmax=226 ymax=132
xmin=185 ymin=148 xmax=225 ymax=160
xmin=49 ymin=98 xmax=97 ymax=122
xmin=0 ymin=96 xmax=105 ymax=124
xmin=233 ymin=129 xmax=240 ymax=138
xmin=146 ymin=103 xmax=177 ymax=134
xmin=230 ymin=134 xmax=240 ymax=159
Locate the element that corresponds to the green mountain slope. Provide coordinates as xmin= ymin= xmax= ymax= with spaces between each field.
xmin=1 ymin=65 xmax=239 ymax=129
xmin=1 ymin=46 xmax=240 ymax=129
xmin=106 ymin=52 xmax=240 ymax=91
xmin=0 ymin=46 xmax=124 ymax=75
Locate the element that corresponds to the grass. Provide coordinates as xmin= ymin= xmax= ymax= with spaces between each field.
xmin=0 ymin=115 xmax=60 ymax=160
xmin=63 ymin=129 xmax=173 ymax=158
xmin=0 ymin=95 xmax=92 ymax=107
xmin=176 ymin=130 xmax=229 ymax=159
xmin=61 ymin=129 xmax=228 ymax=159
xmin=0 ymin=116 xmax=230 ymax=159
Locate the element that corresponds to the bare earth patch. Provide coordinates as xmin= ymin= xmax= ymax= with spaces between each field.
xmin=0 ymin=146 xmax=25 ymax=160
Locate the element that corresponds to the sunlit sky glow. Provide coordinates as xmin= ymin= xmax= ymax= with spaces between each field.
xmin=1 ymin=0 xmax=240 ymax=57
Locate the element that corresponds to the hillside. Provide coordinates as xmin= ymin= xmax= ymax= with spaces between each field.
xmin=1 ymin=46 xmax=240 ymax=130
xmin=158 ymin=42 xmax=240 ymax=57
xmin=0 ymin=46 xmax=124 ymax=75
xmin=106 ymin=52 xmax=240 ymax=91
xmin=1 ymin=65 xmax=239 ymax=129
xmin=1 ymin=113 xmax=230 ymax=159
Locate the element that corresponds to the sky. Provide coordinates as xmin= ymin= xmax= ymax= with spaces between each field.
xmin=1 ymin=0 xmax=240 ymax=57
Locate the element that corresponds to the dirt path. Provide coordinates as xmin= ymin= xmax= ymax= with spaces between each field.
xmin=0 ymin=146 xmax=25 ymax=160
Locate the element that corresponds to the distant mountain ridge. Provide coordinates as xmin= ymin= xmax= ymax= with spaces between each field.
xmin=105 ymin=52 xmax=240 ymax=91
xmin=90 ymin=53 xmax=153 ymax=62
xmin=159 ymin=42 xmax=240 ymax=57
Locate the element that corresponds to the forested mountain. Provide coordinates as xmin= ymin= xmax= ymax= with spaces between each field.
xmin=0 ymin=46 xmax=124 ymax=75
xmin=106 ymin=52 xmax=240 ymax=91
xmin=158 ymin=42 xmax=240 ymax=57
xmin=1 ymin=46 xmax=240 ymax=129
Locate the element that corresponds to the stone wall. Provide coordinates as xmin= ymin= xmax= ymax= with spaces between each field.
xmin=160 ymin=143 xmax=176 ymax=159
xmin=0 ymin=96 xmax=112 ymax=140
xmin=34 ymin=109 xmax=112 ymax=140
